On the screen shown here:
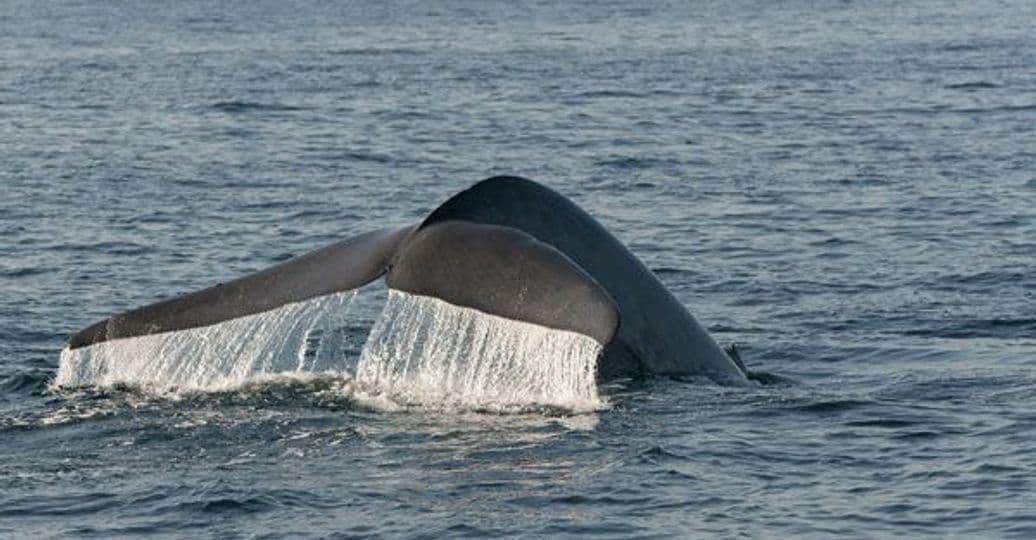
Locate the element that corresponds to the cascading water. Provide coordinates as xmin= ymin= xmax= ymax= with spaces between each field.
xmin=54 ymin=291 xmax=359 ymax=391
xmin=356 ymin=290 xmax=604 ymax=411
xmin=54 ymin=288 xmax=605 ymax=411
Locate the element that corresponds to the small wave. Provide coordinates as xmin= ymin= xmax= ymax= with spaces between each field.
xmin=209 ymin=100 xmax=308 ymax=113
xmin=343 ymin=151 xmax=393 ymax=163
xmin=807 ymin=236 xmax=861 ymax=247
xmin=57 ymin=240 xmax=153 ymax=256
xmin=952 ymin=104 xmax=1036 ymax=114
xmin=891 ymin=430 xmax=944 ymax=441
xmin=878 ymin=373 xmax=1021 ymax=403
xmin=78 ymin=61 xmax=117 ymax=72
xmin=594 ymin=156 xmax=674 ymax=169
xmin=0 ymin=266 xmax=50 ymax=278
xmin=844 ymin=418 xmax=920 ymax=428
xmin=0 ymin=492 xmax=123 ymax=518
xmin=170 ymin=495 xmax=276 ymax=515
xmin=940 ymin=42 xmax=986 ymax=52
xmin=901 ymin=318 xmax=1036 ymax=339
xmin=790 ymin=399 xmax=875 ymax=414
xmin=328 ymin=47 xmax=423 ymax=56
xmin=945 ymin=81 xmax=999 ymax=90
xmin=0 ymin=369 xmax=51 ymax=395
xmin=845 ymin=103 xmax=1036 ymax=116
xmin=573 ymin=90 xmax=648 ymax=99
xmin=935 ymin=269 xmax=1030 ymax=286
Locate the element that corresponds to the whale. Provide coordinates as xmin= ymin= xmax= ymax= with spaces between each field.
xmin=67 ymin=176 xmax=750 ymax=384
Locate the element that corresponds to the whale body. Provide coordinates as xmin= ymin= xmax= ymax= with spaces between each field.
xmin=68 ymin=176 xmax=749 ymax=384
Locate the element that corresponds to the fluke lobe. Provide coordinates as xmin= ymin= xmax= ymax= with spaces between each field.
xmin=68 ymin=176 xmax=750 ymax=384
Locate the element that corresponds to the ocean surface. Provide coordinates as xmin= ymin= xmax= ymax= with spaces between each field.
xmin=2 ymin=0 xmax=1035 ymax=537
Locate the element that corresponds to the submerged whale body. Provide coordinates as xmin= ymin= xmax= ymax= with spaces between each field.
xmin=68 ymin=176 xmax=749 ymax=385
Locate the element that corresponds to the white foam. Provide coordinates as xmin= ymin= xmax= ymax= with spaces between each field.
xmin=54 ymin=291 xmax=359 ymax=391
xmin=356 ymin=290 xmax=604 ymax=411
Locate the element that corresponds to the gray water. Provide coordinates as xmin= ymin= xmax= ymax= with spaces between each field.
xmin=2 ymin=0 xmax=1036 ymax=537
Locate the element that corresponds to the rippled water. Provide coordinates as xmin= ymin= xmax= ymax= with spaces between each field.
xmin=2 ymin=0 xmax=1035 ymax=537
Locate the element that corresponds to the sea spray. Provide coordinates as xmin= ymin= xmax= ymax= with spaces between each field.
xmin=357 ymin=290 xmax=604 ymax=411
xmin=54 ymin=291 xmax=359 ymax=391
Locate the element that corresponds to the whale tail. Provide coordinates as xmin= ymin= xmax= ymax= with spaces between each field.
xmin=68 ymin=218 xmax=620 ymax=353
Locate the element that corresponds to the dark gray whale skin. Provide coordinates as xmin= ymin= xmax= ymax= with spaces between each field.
xmin=418 ymin=176 xmax=747 ymax=382
xmin=68 ymin=225 xmax=416 ymax=350
xmin=68 ymin=176 xmax=748 ymax=384
xmin=386 ymin=220 xmax=619 ymax=346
